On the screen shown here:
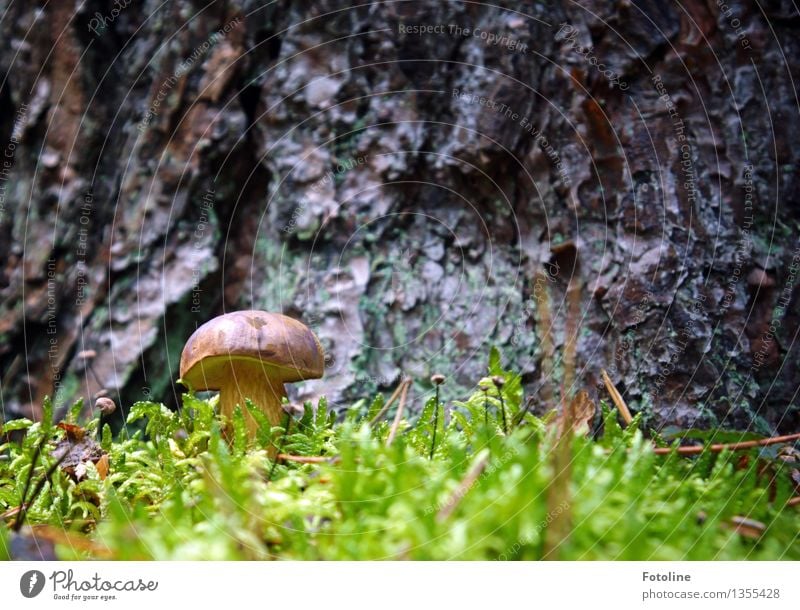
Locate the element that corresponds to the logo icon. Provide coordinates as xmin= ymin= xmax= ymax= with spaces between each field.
xmin=20 ymin=570 xmax=45 ymax=598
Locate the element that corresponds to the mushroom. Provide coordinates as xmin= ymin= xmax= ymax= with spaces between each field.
xmin=179 ymin=311 xmax=324 ymax=439
xmin=95 ymin=397 xmax=116 ymax=416
xmin=747 ymin=268 xmax=775 ymax=290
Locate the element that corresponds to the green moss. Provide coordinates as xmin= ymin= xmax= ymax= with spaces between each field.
xmin=2 ymin=353 xmax=797 ymax=560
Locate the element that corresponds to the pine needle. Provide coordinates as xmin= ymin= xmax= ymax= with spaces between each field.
xmin=563 ymin=267 xmax=581 ymax=396
xmin=277 ymin=454 xmax=340 ymax=464
xmin=601 ymin=369 xmax=633 ymax=426
xmin=559 ymin=390 xmax=595 ymax=436
xmin=652 ymin=432 xmax=800 ymax=455
xmin=436 ymin=452 xmax=490 ymax=521
xmin=535 ymin=271 xmax=554 ymax=406
xmin=543 ymin=389 xmax=574 ymax=559
xmin=386 ymin=378 xmax=411 ymax=446
xmin=724 ymin=516 xmax=766 ymax=540
xmin=368 ymin=377 xmax=408 ymax=426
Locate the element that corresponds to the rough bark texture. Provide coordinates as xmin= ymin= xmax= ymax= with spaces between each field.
xmin=1 ymin=0 xmax=798 ymax=433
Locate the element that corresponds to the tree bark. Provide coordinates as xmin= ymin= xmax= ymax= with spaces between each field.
xmin=1 ymin=0 xmax=798 ymax=434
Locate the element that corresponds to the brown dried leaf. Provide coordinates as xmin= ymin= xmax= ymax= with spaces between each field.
xmin=95 ymin=454 xmax=109 ymax=480
xmin=52 ymin=424 xmax=107 ymax=482
xmin=556 ymin=390 xmax=595 ymax=437
xmin=56 ymin=422 xmax=86 ymax=441
xmin=29 ymin=525 xmax=113 ymax=558
xmin=570 ymin=390 xmax=595 ymax=434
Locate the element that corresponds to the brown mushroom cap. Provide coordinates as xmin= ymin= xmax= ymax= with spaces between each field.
xmin=180 ymin=311 xmax=324 ymax=391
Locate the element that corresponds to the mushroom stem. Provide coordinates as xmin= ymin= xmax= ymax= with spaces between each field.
xmin=218 ymin=363 xmax=287 ymax=439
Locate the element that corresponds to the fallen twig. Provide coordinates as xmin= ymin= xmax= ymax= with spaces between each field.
xmin=787 ymin=496 xmax=800 ymax=507
xmin=601 ymin=369 xmax=633 ymax=426
xmin=723 ymin=516 xmax=766 ymax=540
xmin=652 ymin=432 xmax=800 ymax=455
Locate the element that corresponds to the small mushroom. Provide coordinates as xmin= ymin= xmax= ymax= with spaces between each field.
xmin=747 ymin=268 xmax=775 ymax=290
xmin=179 ymin=311 xmax=324 ymax=438
xmin=95 ymin=397 xmax=116 ymax=416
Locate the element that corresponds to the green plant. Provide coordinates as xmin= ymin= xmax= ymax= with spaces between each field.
xmin=0 ymin=351 xmax=798 ymax=560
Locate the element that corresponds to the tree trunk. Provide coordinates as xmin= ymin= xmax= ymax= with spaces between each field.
xmin=1 ymin=0 xmax=798 ymax=434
